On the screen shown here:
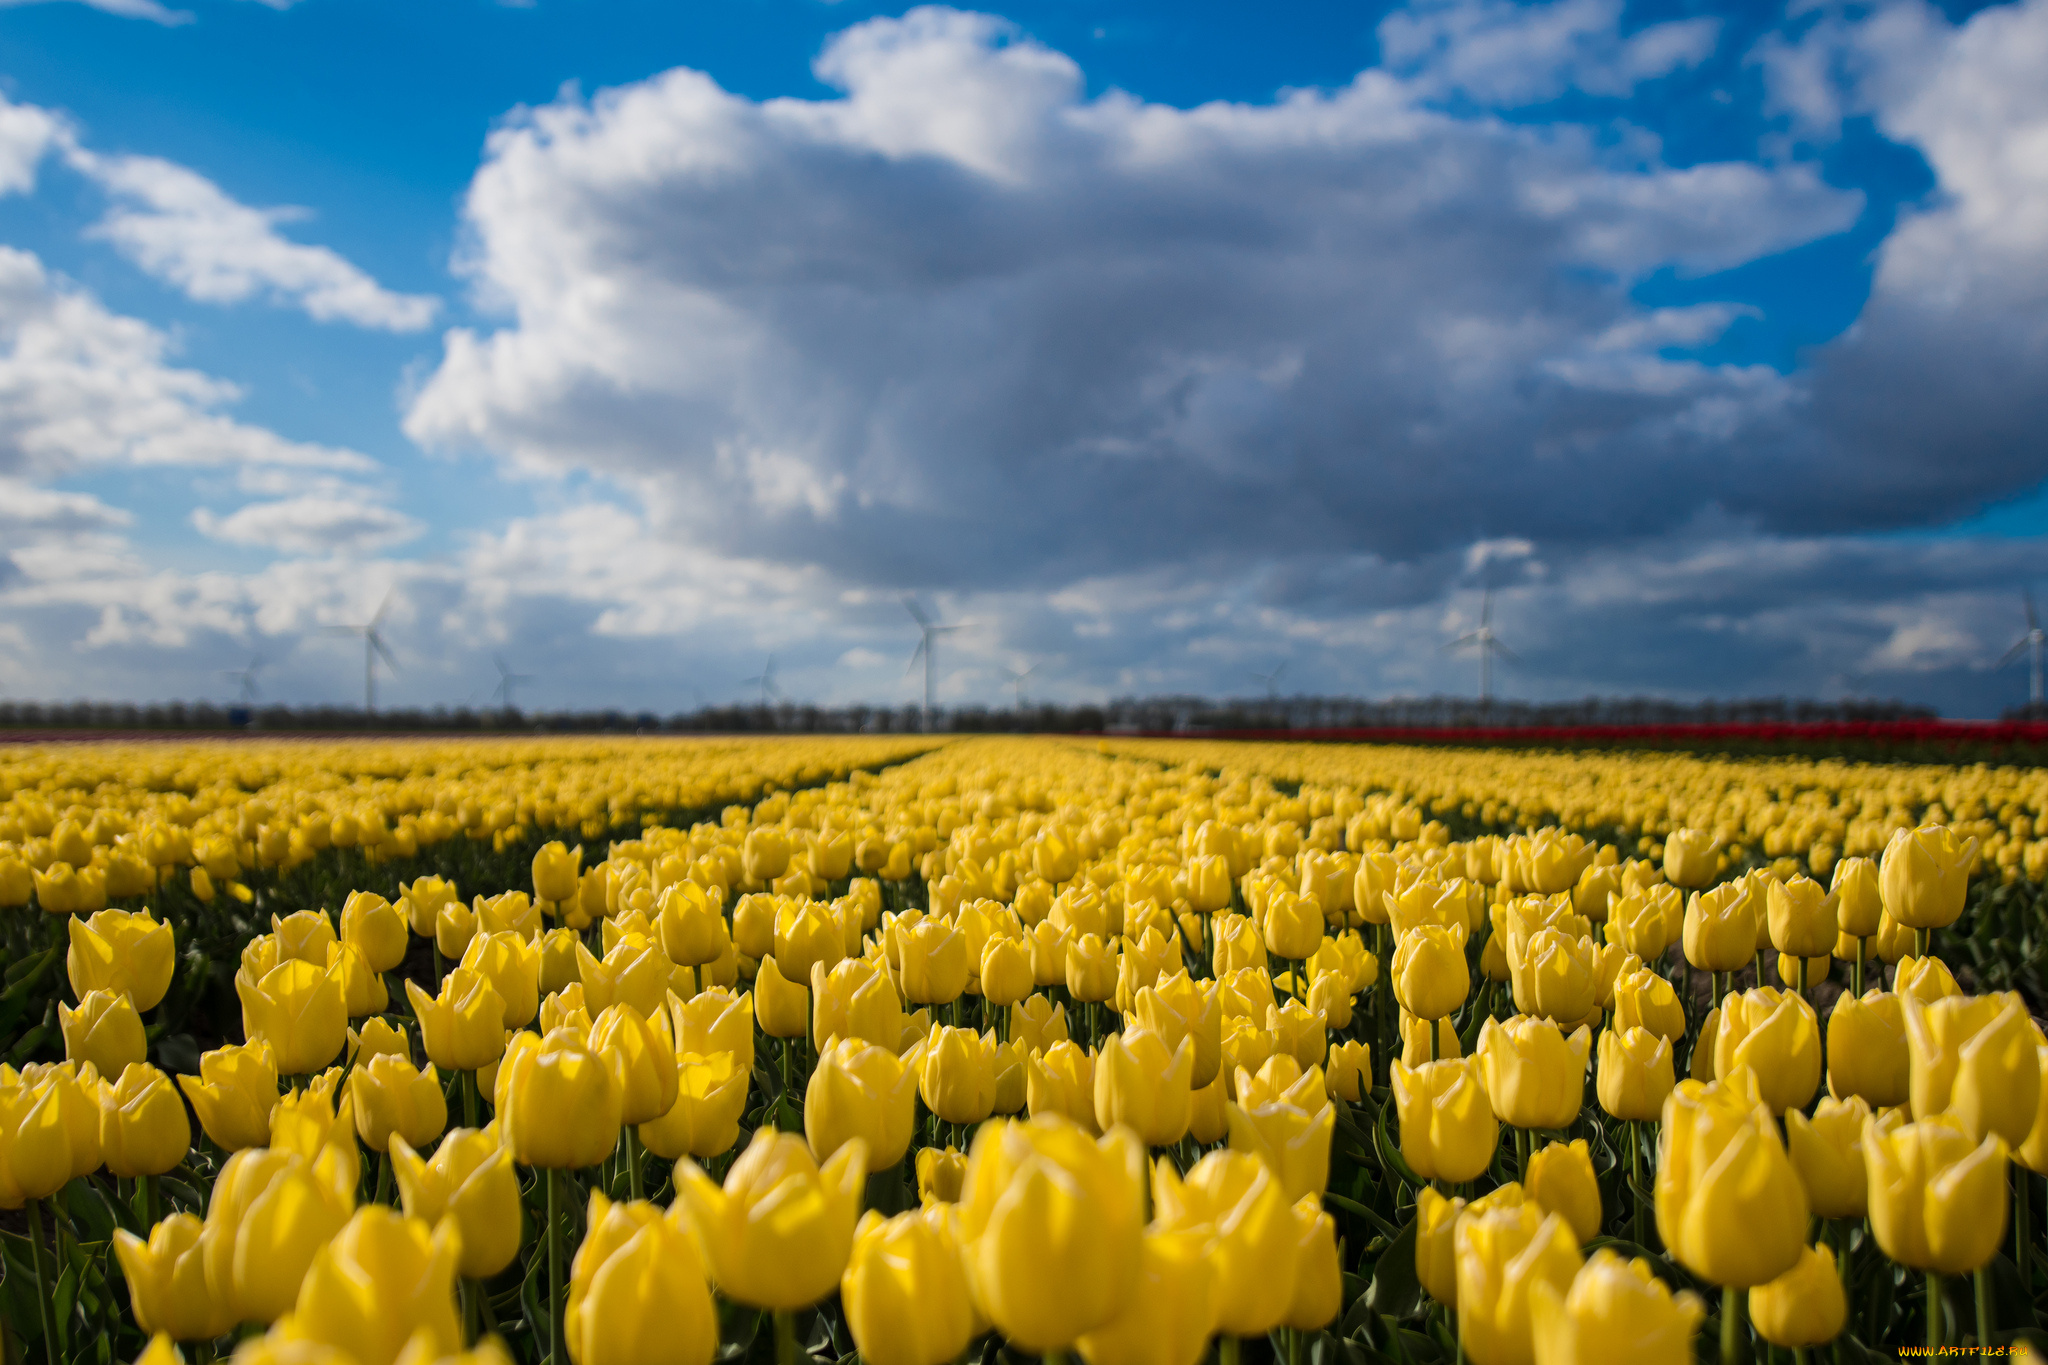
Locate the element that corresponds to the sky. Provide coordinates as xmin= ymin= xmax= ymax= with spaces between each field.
xmin=0 ymin=0 xmax=2044 ymax=718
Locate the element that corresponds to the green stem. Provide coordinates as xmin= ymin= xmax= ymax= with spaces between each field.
xmin=1928 ymin=1271 xmax=1944 ymax=1351
xmin=1853 ymin=937 xmax=1865 ymax=998
xmin=376 ymin=1150 xmax=394 ymax=1205
xmin=548 ymin=1168 xmax=566 ymax=1365
xmin=624 ymin=1126 xmax=643 ymax=1201
xmin=2018 ymin=1169 xmax=2032 ymax=1294
xmin=1288 ymin=1325 xmax=1303 ymax=1365
xmin=1219 ymin=1340 xmax=1242 ymax=1365
xmin=463 ymin=1069 xmax=479 ymax=1128
xmin=773 ymin=1309 xmax=799 ymax=1365
xmin=1630 ymin=1119 xmax=1645 ymax=1246
xmin=1915 ymin=927 xmax=1930 ymax=960
xmin=1721 ymin=1285 xmax=1741 ymax=1365
xmin=1976 ymin=1264 xmax=1993 ymax=1362
xmin=26 ymin=1198 xmax=58 ymax=1365
xmin=461 ymin=1278 xmax=480 ymax=1347
xmin=139 ymin=1172 xmax=158 ymax=1230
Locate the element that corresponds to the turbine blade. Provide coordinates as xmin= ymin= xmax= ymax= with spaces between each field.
xmin=369 ymin=633 xmax=399 ymax=671
xmin=369 ymin=588 xmax=396 ymax=630
xmin=1443 ymin=634 xmax=1481 ymax=651
xmin=1492 ymin=640 xmax=1522 ymax=664
xmin=495 ymin=654 xmax=512 ymax=678
xmin=2028 ymin=589 xmax=2039 ymax=631
xmin=903 ymin=596 xmax=930 ymax=627
xmin=905 ymin=640 xmax=927 ymax=676
xmin=1999 ymin=638 xmax=2031 ymax=668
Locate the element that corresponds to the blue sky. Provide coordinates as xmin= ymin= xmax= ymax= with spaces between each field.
xmin=0 ymin=0 xmax=2044 ymax=717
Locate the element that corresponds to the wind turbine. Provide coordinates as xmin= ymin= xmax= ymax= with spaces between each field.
xmin=742 ymin=656 xmax=783 ymax=707
xmin=491 ymin=655 xmax=535 ymax=713
xmin=221 ymin=656 xmax=263 ymax=705
xmin=1998 ymin=589 xmax=2047 ymax=710
xmin=1001 ymin=663 xmax=1037 ymax=708
xmin=322 ymin=591 xmax=397 ymax=713
xmin=1445 ymin=588 xmax=1518 ymax=704
xmin=904 ymin=598 xmax=966 ymax=733
xmin=1250 ymin=662 xmax=1287 ymax=701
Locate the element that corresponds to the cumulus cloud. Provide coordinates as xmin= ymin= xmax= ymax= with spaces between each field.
xmin=69 ymin=151 xmax=439 ymax=330
xmin=1379 ymin=0 xmax=1721 ymax=105
xmin=192 ymin=492 xmax=425 ymax=556
xmin=0 ymin=0 xmax=193 ymax=25
xmin=406 ymin=5 xmax=1861 ymax=596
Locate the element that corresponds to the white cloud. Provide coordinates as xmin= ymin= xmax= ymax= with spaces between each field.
xmin=0 ymin=96 xmax=66 ymax=195
xmin=0 ymin=246 xmax=375 ymax=480
xmin=1380 ymin=0 xmax=1720 ymax=105
xmin=68 ymin=151 xmax=439 ymax=330
xmin=0 ymin=0 xmax=194 ymax=25
xmin=192 ymin=493 xmax=425 ymax=555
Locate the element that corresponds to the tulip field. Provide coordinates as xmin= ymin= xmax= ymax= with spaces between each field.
xmin=4 ymin=735 xmax=2048 ymax=1365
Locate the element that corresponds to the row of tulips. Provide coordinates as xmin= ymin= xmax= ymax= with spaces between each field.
xmin=3 ymin=735 xmax=2047 ymax=1365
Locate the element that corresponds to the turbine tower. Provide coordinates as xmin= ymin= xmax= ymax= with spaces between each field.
xmin=491 ymin=655 xmax=535 ymax=713
xmin=743 ymin=656 xmax=783 ymax=707
xmin=323 ymin=591 xmax=397 ymax=712
xmin=1445 ymin=588 xmax=1518 ymax=705
xmin=1998 ymin=589 xmax=2046 ymax=710
xmin=1001 ymin=663 xmax=1036 ymax=709
xmin=904 ymin=598 xmax=966 ymax=733
xmin=222 ymin=656 xmax=263 ymax=705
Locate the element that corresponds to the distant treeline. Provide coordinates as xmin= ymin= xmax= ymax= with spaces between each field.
xmin=0 ymin=693 xmax=1933 ymax=736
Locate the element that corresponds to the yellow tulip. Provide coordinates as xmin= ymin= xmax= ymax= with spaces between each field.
xmin=1662 ymin=829 xmax=1719 ymax=889
xmin=1825 ymin=989 xmax=1908 ymax=1106
xmin=1611 ymin=967 xmax=1683 ymax=1041
xmin=67 ymin=909 xmax=175 ymax=1011
xmin=1226 ymin=1090 xmax=1333 ymax=1200
xmin=1766 ymin=875 xmax=1839 ymax=958
xmin=1596 ymin=1027 xmax=1673 ymax=1123
xmin=1399 ymin=1010 xmax=1462 ymax=1067
xmin=532 ymin=841 xmax=583 ymax=903
xmin=1682 ymin=882 xmax=1756 ymax=973
xmin=1011 ymin=993 xmax=1069 ymax=1054
xmin=327 ymin=942 xmax=389 ymax=1019
xmin=897 ymin=919 xmax=969 ymax=1006
xmin=1092 ymin=1027 xmax=1191 ymax=1146
xmin=1712 ymin=989 xmax=1821 ymax=1115
xmin=458 ymin=932 xmax=540 ymax=1030
xmin=499 ymin=1027 xmax=622 ymax=1169
xmin=237 ymin=957 xmax=347 ymax=1077
xmin=1865 ymin=1113 xmax=2008 ymax=1274
xmin=774 ymin=901 xmax=844 ymax=985
xmin=807 ymin=1036 xmax=918 ymax=1167
xmin=177 ymin=1040 xmax=279 ymax=1151
xmin=390 ymin=1127 xmax=524 ymax=1279
xmin=1904 ymin=991 xmax=2042 ymax=1147
xmin=340 ymin=891 xmax=409 ymax=974
xmin=112 ymin=1213 xmax=236 ymax=1342
xmin=1073 ymin=1225 xmax=1217 ymax=1365
xmin=980 ymin=936 xmax=1034 ymax=1007
xmin=1134 ymin=972 xmax=1222 ymax=1090
xmin=1479 ymin=1016 xmax=1590 ymax=1131
xmin=282 ymin=1206 xmax=461 ymax=1365
xmin=1654 ymin=1074 xmax=1807 ymax=1286
xmin=1026 ymin=1040 xmax=1097 ymax=1132
xmin=670 ymin=987 xmax=755 ymax=1073
xmin=1392 ymin=924 xmax=1469 ymax=1020
xmin=1456 ymin=1202 xmax=1583 ymax=1365
xmin=675 ymin=1126 xmax=867 ymax=1310
xmin=348 ymin=1016 xmax=412 ymax=1066
xmin=842 ymin=1208 xmax=979 ymax=1365
xmin=1392 ymin=1057 xmax=1498 ymax=1183
xmin=915 ymin=1145 xmax=967 ymax=1205
xmin=1527 ymin=1249 xmax=1705 ymax=1365
xmin=640 ymin=1052 xmax=749 ymax=1162
xmin=1263 ymin=886 xmax=1325 ymax=961
xmin=1604 ymin=887 xmax=1673 ymax=961
xmin=99 ymin=1062 xmax=191 ymax=1178
xmin=1880 ymin=825 xmax=1978 ymax=931
xmin=919 ymin=1025 xmax=999 ymax=1126
xmin=1748 ymin=1243 xmax=1845 ymax=1348
xmin=201 ymin=1145 xmax=356 ymax=1323
xmin=1784 ymin=1095 xmax=1869 ymax=1219
xmin=403 ymin=876 xmax=460 ymax=937
xmin=577 ymin=937 xmax=669 ymax=1019
xmin=1065 ymin=933 xmax=1117 ymax=1004
xmin=1526 ymin=1138 xmax=1601 ymax=1243
xmin=589 ymin=1004 xmax=678 ymax=1127
xmin=1152 ymin=1149 xmax=1300 ymax=1338
xmin=749 ymin=954 xmax=808 ymax=1039
xmin=273 ymin=909 xmax=338 ymax=965
xmin=406 ymin=968 xmax=508 ymax=1072
xmin=1326 ymin=1039 xmax=1369 ymax=1103
xmin=1416 ymin=1185 xmax=1467 ymax=1307
xmin=562 ymin=1195 xmax=716 ymax=1365
xmin=1831 ymin=855 xmax=1883 ymax=937
xmin=60 ymin=988 xmax=147 ymax=1077
xmin=1507 ymin=927 xmax=1599 ymax=1026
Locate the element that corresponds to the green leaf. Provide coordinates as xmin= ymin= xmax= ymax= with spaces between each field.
xmin=1365 ymin=1216 xmax=1424 ymax=1321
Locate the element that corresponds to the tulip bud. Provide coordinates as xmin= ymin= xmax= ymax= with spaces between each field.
xmin=1713 ymin=988 xmax=1821 ymax=1115
xmin=390 ymin=1127 xmax=522 ymax=1280
xmin=1866 ymin=1113 xmax=2009 ymax=1274
xmin=1152 ymin=1149 xmax=1298 ymax=1338
xmin=914 ymin=1146 xmax=967 ymax=1206
xmin=1326 ymin=1039 xmax=1370 ymax=1103
xmin=406 ymin=968 xmax=509 ymax=1073
xmin=1785 ymin=1094 xmax=1869 ymax=1220
xmin=1904 ymin=991 xmax=2041 ymax=1147
xmin=918 ymin=1025 xmax=999 ymax=1126
xmin=1654 ymin=1073 xmax=1808 ymax=1287
xmin=1611 ymin=967 xmax=1684 ymax=1041
xmin=1663 ymin=829 xmax=1719 ymax=889
xmin=670 ymin=987 xmax=756 ymax=1073
xmin=841 ymin=1208 xmax=978 ymax=1365
xmin=1748 ymin=1242 xmax=1846 ymax=1349
xmin=202 ymin=1146 xmax=356 ymax=1323
xmin=1393 ymin=1057 xmax=1497 ymax=1184
xmin=1479 ymin=1016 xmax=1590 ymax=1132
xmin=532 ymin=842 xmax=583 ymax=903
xmin=1831 ymin=855 xmax=1883 ymax=938
xmin=1456 ymin=1203 xmax=1584 ymax=1365
xmin=1528 ymin=1249 xmax=1705 ymax=1365
xmin=68 ymin=910 xmax=175 ymax=1011
xmin=1025 ymin=1040 xmax=1097 ymax=1132
xmin=1416 ymin=1185 xmax=1467 ymax=1307
xmin=1393 ymin=924 xmax=1470 ymax=1020
xmin=99 ymin=1063 xmax=191 ymax=1179
xmin=1880 ymin=825 xmax=1978 ymax=931
xmin=237 ymin=957 xmax=347 ymax=1078
xmin=1766 ymin=876 xmax=1839 ymax=958
xmin=61 ymin=988 xmax=147 ymax=1077
xmin=500 ymin=1027 xmax=622 ymax=1169
xmin=807 ymin=1036 xmax=918 ymax=1168
xmin=178 ymin=1040 xmax=279 ymax=1151
xmin=340 ymin=891 xmax=409 ymax=974
xmin=1682 ymin=882 xmax=1757 ymax=973
xmin=676 ymin=1127 xmax=868 ymax=1311
xmin=113 ymin=1212 xmax=236 ymax=1344
xmin=1596 ymin=1027 xmax=1673 ymax=1123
